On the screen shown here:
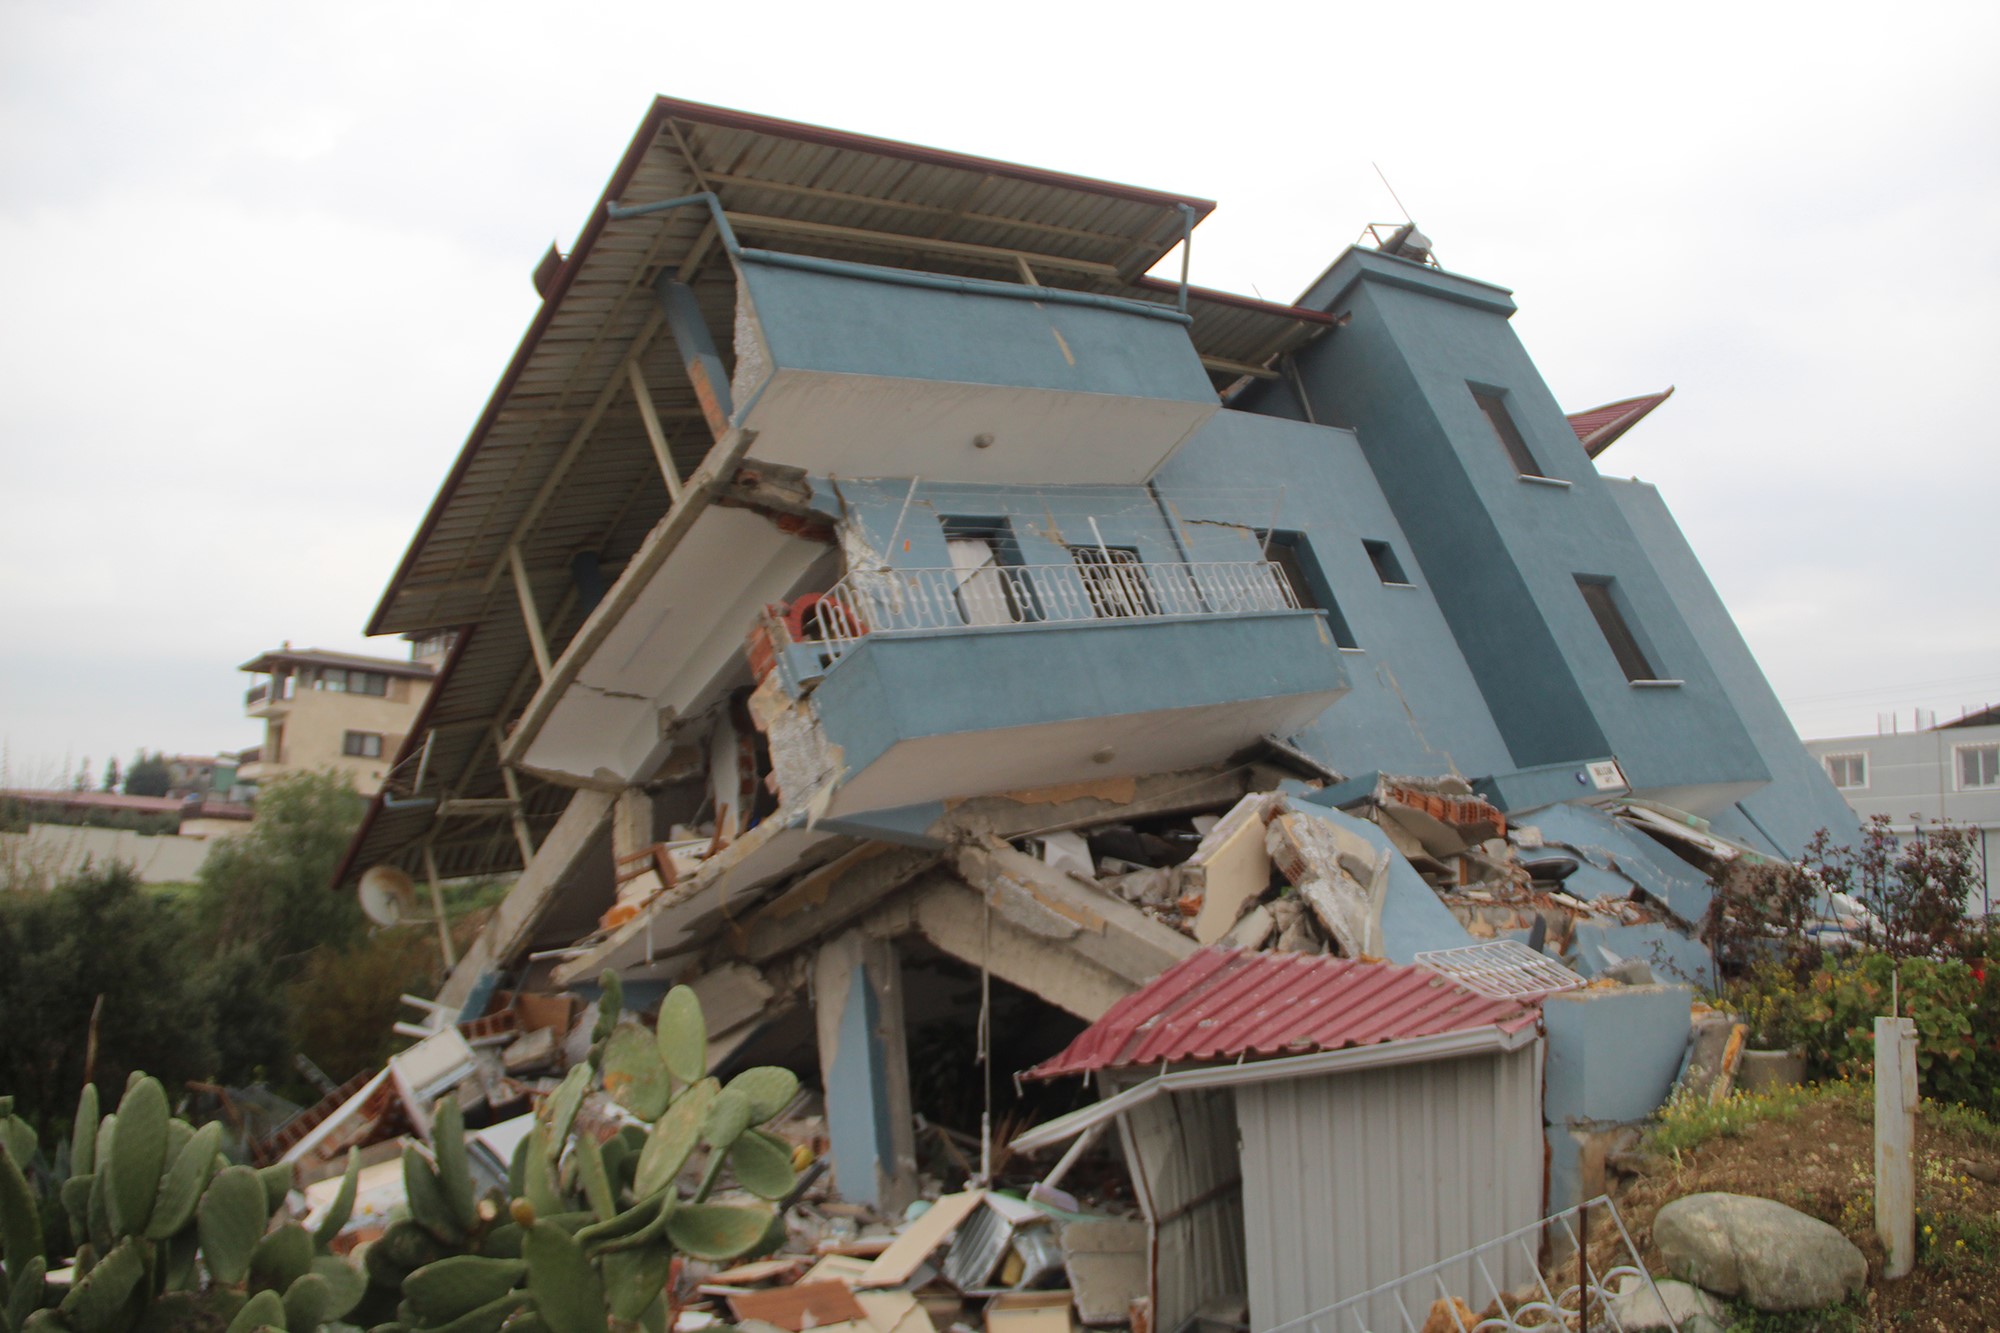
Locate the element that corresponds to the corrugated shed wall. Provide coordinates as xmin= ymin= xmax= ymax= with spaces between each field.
xmin=1105 ymin=1073 xmax=1247 ymax=1331
xmin=1234 ymin=1046 xmax=1543 ymax=1331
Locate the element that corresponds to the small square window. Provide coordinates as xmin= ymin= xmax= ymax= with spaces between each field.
xmin=1825 ymin=753 xmax=1868 ymax=790
xmin=1363 ymin=539 xmax=1411 ymax=586
xmin=1471 ymin=386 xmax=1548 ymax=478
xmin=1960 ymin=743 xmax=1999 ymax=790
xmin=342 ymin=731 xmax=384 ymax=759
xmin=1575 ymin=576 xmax=1660 ymax=682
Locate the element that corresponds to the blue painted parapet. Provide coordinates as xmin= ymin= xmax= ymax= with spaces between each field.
xmin=729 ymin=256 xmax=1220 ymax=485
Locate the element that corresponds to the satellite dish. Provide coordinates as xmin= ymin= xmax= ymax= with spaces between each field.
xmin=359 ymin=864 xmax=422 ymax=927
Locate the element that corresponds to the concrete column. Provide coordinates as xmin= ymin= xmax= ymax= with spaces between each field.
xmin=812 ymin=930 xmax=917 ymax=1213
xmin=1876 ymin=1015 xmax=1918 ymax=1279
xmin=610 ymin=787 xmax=655 ymax=864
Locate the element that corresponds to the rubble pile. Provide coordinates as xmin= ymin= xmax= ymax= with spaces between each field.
xmin=270 ymin=982 xmax=1150 ymax=1331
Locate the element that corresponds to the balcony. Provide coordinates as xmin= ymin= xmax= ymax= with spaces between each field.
xmin=731 ymin=256 xmax=1219 ymax=485
xmin=772 ymin=559 xmax=1351 ymax=817
xmin=244 ymin=679 xmax=294 ymax=717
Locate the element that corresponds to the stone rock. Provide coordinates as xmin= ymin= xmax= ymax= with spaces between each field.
xmin=1962 ymin=1158 xmax=1999 ymax=1185
xmin=1653 ymin=1192 xmax=1867 ymax=1312
xmin=1607 ymin=1274 xmax=1724 ymax=1331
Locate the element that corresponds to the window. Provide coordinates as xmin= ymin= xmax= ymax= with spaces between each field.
xmin=1960 ymin=743 xmax=1999 ymax=790
xmin=1363 ymin=539 xmax=1411 ymax=586
xmin=941 ymin=516 xmax=1029 ymax=625
xmin=1471 ymin=386 xmax=1547 ymax=478
xmin=342 ymin=731 xmax=384 ymax=759
xmin=1575 ymin=576 xmax=1660 ymax=682
xmin=1070 ymin=546 xmax=1157 ymax=618
xmin=1825 ymin=753 xmax=1868 ymax=790
xmin=1262 ymin=530 xmax=1357 ymax=649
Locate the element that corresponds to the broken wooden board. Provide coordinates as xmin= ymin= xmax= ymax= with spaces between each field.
xmin=727 ymin=1281 xmax=867 ymax=1331
xmin=856 ymin=1189 xmax=985 ymax=1288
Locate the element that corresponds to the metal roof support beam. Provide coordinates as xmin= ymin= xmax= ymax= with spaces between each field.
xmin=726 ymin=211 xmax=1120 ymax=280
xmin=508 ymin=543 xmax=553 ymax=681
xmin=626 ymin=362 xmax=686 ymax=503
xmin=494 ymin=734 xmax=540 ymax=866
xmin=654 ymin=275 xmax=733 ymax=443
xmin=478 ymin=308 xmax=667 ymax=598
xmin=420 ymin=842 xmax=459 ymax=972
xmin=499 ymin=427 xmax=758 ymax=771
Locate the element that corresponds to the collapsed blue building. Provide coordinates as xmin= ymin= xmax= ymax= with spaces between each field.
xmin=334 ymin=98 xmax=1858 ymax=1250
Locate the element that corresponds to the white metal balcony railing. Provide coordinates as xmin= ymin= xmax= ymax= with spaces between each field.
xmin=801 ymin=558 xmax=1302 ymax=667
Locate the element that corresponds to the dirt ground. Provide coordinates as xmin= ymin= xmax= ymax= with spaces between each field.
xmin=1601 ymin=1094 xmax=2000 ymax=1330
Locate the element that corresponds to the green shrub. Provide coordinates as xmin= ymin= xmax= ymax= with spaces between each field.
xmin=1728 ymin=953 xmax=2000 ymax=1113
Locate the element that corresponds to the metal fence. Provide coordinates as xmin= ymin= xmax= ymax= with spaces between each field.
xmin=1265 ymin=1195 xmax=1681 ymax=1333
xmin=803 ymin=558 xmax=1301 ymax=665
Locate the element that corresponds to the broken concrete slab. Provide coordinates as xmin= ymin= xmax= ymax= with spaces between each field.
xmin=1184 ymin=793 xmax=1275 ymax=944
xmin=1268 ymin=801 xmax=1473 ymax=963
xmin=1061 ymin=1218 xmax=1146 ymax=1326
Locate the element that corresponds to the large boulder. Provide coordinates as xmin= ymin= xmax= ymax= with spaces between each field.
xmin=1653 ymin=1192 xmax=1867 ymax=1312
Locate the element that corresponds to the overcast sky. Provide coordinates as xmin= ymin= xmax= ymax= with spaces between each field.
xmin=3 ymin=0 xmax=1996 ymax=786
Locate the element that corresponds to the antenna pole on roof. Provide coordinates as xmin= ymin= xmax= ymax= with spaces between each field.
xmin=1372 ymin=162 xmax=1414 ymax=224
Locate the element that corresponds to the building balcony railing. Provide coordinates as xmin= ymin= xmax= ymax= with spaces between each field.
xmin=804 ymin=558 xmax=1301 ymax=669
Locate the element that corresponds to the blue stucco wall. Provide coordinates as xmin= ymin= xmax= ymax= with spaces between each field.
xmin=809 ymin=611 xmax=1348 ymax=792
xmin=1606 ymin=478 xmax=1862 ymax=858
xmin=1542 ymin=984 xmax=1692 ymax=1125
xmin=1245 ymin=249 xmax=1770 ymax=810
xmin=738 ymin=258 xmax=1214 ymax=403
xmin=1154 ymin=410 xmax=1516 ymax=781
xmin=829 ymin=476 xmax=1183 ymax=571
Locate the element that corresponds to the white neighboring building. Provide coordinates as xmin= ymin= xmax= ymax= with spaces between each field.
xmin=1804 ymin=705 xmax=1999 ymax=915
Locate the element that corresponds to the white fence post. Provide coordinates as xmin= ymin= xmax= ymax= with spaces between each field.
xmin=1875 ymin=1014 xmax=1918 ymax=1279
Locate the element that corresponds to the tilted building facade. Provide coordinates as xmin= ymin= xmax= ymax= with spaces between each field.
xmin=334 ymin=98 xmax=1857 ymax=1215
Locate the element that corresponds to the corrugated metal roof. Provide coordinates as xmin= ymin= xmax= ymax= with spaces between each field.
xmin=1029 ymin=946 xmax=1537 ymax=1079
xmin=1567 ymin=387 xmax=1673 ymax=458
xmin=339 ymin=97 xmax=1335 ymax=889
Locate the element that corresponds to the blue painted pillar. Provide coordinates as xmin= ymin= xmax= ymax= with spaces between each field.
xmin=813 ymin=932 xmax=916 ymax=1210
xmin=653 ymin=275 xmax=734 ymax=442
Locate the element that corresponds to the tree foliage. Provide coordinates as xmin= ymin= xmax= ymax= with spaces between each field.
xmin=122 ymin=749 xmax=171 ymax=797
xmin=194 ymin=770 xmax=367 ymax=961
xmin=0 ymin=863 xmax=213 ymax=1129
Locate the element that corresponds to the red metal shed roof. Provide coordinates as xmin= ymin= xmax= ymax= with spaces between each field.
xmin=1028 ymin=947 xmax=1537 ymax=1080
xmin=1566 ymin=387 xmax=1674 ymax=458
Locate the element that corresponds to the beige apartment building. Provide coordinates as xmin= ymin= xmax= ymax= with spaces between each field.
xmin=238 ymin=641 xmax=443 ymax=796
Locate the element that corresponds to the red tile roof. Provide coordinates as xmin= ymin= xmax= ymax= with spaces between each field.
xmin=1 ymin=788 xmax=189 ymax=815
xmin=1027 ymin=947 xmax=1537 ymax=1080
xmin=1566 ymin=387 xmax=1674 ymax=458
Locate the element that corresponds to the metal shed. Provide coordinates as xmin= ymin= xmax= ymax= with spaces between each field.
xmin=1017 ymin=947 xmax=1544 ymax=1332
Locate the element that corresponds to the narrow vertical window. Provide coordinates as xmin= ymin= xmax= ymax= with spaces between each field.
xmin=1471 ymin=386 xmax=1546 ymax=478
xmin=1575 ymin=576 xmax=1659 ymax=682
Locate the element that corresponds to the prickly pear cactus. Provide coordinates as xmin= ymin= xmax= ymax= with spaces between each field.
xmin=355 ymin=977 xmax=803 ymax=1333
xmin=0 ymin=1074 xmax=365 ymax=1333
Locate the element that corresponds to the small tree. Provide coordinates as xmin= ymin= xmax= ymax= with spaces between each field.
xmin=0 ymin=864 xmax=215 ymax=1128
xmin=193 ymin=770 xmax=367 ymax=961
xmin=123 ymin=750 xmax=171 ymax=797
xmin=1823 ymin=814 xmax=1978 ymax=959
xmin=101 ymin=755 xmax=121 ymax=793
